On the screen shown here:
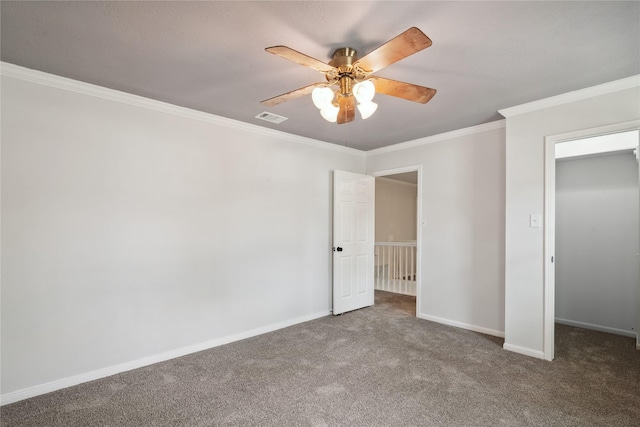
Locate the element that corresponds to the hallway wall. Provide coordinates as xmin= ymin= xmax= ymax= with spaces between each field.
xmin=375 ymin=177 xmax=417 ymax=242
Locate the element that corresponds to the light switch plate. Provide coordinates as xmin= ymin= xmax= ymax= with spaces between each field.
xmin=530 ymin=214 xmax=542 ymax=228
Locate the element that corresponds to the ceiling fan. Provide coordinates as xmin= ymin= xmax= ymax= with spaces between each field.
xmin=261 ymin=27 xmax=436 ymax=124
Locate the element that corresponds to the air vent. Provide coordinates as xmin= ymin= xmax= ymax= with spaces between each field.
xmin=255 ymin=111 xmax=288 ymax=124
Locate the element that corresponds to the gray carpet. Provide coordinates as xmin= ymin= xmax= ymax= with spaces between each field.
xmin=2 ymin=291 xmax=639 ymax=426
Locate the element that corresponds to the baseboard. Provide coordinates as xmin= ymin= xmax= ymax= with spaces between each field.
xmin=555 ymin=317 xmax=637 ymax=338
xmin=503 ymin=342 xmax=545 ymax=359
xmin=0 ymin=310 xmax=330 ymax=406
xmin=417 ymin=313 xmax=505 ymax=338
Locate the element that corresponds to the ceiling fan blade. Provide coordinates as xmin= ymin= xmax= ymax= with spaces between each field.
xmin=355 ymin=27 xmax=432 ymax=74
xmin=369 ymin=77 xmax=436 ymax=104
xmin=266 ymin=46 xmax=336 ymax=73
xmin=260 ymin=82 xmax=326 ymax=107
xmin=337 ymin=96 xmax=355 ymax=124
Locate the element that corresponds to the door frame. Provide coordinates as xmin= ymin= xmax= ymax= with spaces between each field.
xmin=370 ymin=165 xmax=423 ymax=316
xmin=543 ymin=119 xmax=640 ymax=360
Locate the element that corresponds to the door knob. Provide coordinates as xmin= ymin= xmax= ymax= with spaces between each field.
xmin=333 ymin=247 xmax=343 ymax=252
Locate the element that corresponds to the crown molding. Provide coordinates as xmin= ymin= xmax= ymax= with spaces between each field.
xmin=0 ymin=62 xmax=365 ymax=157
xmin=499 ymin=74 xmax=640 ymax=118
xmin=365 ymin=119 xmax=506 ymax=157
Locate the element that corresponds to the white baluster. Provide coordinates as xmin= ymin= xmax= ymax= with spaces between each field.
xmin=373 ymin=242 xmax=417 ymax=296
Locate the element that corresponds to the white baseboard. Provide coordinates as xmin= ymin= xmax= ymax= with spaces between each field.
xmin=555 ymin=317 xmax=637 ymax=338
xmin=0 ymin=310 xmax=330 ymax=406
xmin=503 ymin=342 xmax=545 ymax=359
xmin=417 ymin=313 xmax=505 ymax=338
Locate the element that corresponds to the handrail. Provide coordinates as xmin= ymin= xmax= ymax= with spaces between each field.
xmin=374 ymin=241 xmax=416 ymax=247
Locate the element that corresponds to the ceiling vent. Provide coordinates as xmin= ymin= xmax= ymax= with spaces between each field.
xmin=255 ymin=111 xmax=288 ymax=124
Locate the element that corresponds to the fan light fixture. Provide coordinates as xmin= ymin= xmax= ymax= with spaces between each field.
xmin=311 ymin=87 xmax=334 ymax=109
xmin=261 ymin=28 xmax=437 ymax=125
xmin=357 ymin=100 xmax=378 ymax=119
xmin=312 ymin=80 xmax=378 ymax=122
xmin=320 ymin=104 xmax=340 ymax=122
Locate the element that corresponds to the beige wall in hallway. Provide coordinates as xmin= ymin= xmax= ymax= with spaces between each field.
xmin=375 ymin=177 xmax=417 ymax=242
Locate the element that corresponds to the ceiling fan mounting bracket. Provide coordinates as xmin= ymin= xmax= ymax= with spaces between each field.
xmin=329 ymin=47 xmax=358 ymax=68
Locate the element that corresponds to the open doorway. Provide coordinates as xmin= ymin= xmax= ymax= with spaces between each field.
xmin=555 ymin=133 xmax=639 ymax=340
xmin=371 ymin=167 xmax=421 ymax=316
xmin=544 ymin=124 xmax=640 ymax=360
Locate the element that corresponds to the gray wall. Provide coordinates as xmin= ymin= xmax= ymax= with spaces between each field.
xmin=367 ymin=124 xmax=506 ymax=337
xmin=555 ymin=152 xmax=638 ymax=336
xmin=1 ymin=71 xmax=364 ymax=399
xmin=502 ymin=84 xmax=640 ymax=358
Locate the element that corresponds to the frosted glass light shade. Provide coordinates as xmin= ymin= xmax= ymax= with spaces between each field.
xmin=312 ymin=87 xmax=334 ymax=109
xmin=353 ymin=80 xmax=375 ymax=103
xmin=320 ymin=104 xmax=339 ymax=122
xmin=357 ymin=101 xmax=378 ymax=119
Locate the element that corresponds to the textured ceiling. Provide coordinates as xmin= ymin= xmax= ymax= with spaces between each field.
xmin=2 ymin=1 xmax=639 ymax=151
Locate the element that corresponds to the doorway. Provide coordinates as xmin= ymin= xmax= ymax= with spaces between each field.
xmin=371 ymin=166 xmax=422 ymax=316
xmin=544 ymin=123 xmax=640 ymax=360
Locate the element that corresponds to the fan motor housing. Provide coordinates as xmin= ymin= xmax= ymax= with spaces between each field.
xmin=330 ymin=47 xmax=358 ymax=68
xmin=330 ymin=48 xmax=359 ymax=96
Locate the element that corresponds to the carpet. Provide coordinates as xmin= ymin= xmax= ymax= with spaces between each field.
xmin=2 ymin=291 xmax=639 ymax=426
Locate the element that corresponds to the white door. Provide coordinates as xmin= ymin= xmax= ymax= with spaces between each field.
xmin=333 ymin=170 xmax=375 ymax=315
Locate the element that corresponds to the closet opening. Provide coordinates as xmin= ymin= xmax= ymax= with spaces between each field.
xmin=544 ymin=125 xmax=640 ymax=360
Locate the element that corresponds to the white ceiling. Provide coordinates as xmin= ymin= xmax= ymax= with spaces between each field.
xmin=2 ymin=1 xmax=638 ymax=151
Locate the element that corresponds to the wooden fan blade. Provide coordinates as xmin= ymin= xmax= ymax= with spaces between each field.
xmin=337 ymin=96 xmax=355 ymax=124
xmin=369 ymin=77 xmax=436 ymax=104
xmin=260 ymin=82 xmax=326 ymax=107
xmin=266 ymin=46 xmax=335 ymax=73
xmin=355 ymin=27 xmax=432 ymax=74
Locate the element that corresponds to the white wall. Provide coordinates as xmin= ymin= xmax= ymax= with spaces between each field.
xmin=367 ymin=123 xmax=506 ymax=336
xmin=375 ymin=177 xmax=417 ymax=242
xmin=502 ymin=81 xmax=640 ymax=358
xmin=0 ymin=68 xmax=364 ymax=401
xmin=555 ymin=152 xmax=638 ymax=336
xmin=4 ymin=66 xmax=638 ymax=405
